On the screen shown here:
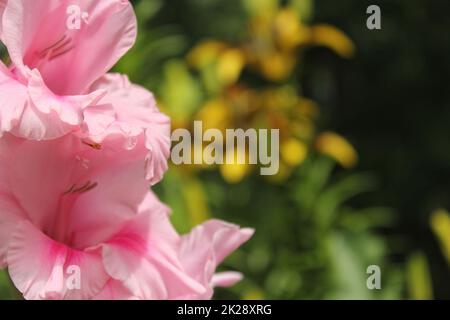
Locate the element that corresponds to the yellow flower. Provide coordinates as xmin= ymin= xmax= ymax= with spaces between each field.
xmin=196 ymin=98 xmax=231 ymax=132
xmin=290 ymin=120 xmax=315 ymax=140
xmin=310 ymin=24 xmax=355 ymax=58
xmin=315 ymin=132 xmax=358 ymax=168
xmin=220 ymin=148 xmax=251 ymax=184
xmin=431 ymin=209 xmax=450 ymax=263
xmin=179 ymin=2 xmax=357 ymax=185
xmin=260 ymin=86 xmax=298 ymax=112
xmin=296 ymin=98 xmax=319 ymax=119
xmin=220 ymin=163 xmax=250 ymax=184
xmin=281 ymin=138 xmax=308 ymax=167
xmin=217 ymin=48 xmax=246 ymax=85
xmin=188 ymin=41 xmax=245 ymax=87
xmin=181 ymin=176 xmax=211 ymax=225
xmin=187 ymin=41 xmax=227 ymax=68
xmin=407 ymin=252 xmax=433 ymax=300
xmin=274 ymin=9 xmax=311 ymax=50
xmin=259 ymin=51 xmax=296 ymax=81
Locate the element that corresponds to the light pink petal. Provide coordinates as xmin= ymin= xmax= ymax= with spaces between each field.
xmin=93 ymin=280 xmax=138 ymax=300
xmin=68 ymin=154 xmax=167 ymax=249
xmin=9 ymin=102 xmax=78 ymax=140
xmin=0 ymin=62 xmax=27 ymax=135
xmin=82 ymin=104 xmax=116 ymax=137
xmin=149 ymin=250 xmax=207 ymax=299
xmin=143 ymin=117 xmax=171 ymax=184
xmin=179 ymin=224 xmax=216 ymax=284
xmin=27 ymin=69 xmax=106 ymax=124
xmin=103 ymin=243 xmax=169 ymax=299
xmin=0 ymin=60 xmax=110 ymax=140
xmin=211 ymin=272 xmax=243 ymax=288
xmin=0 ymin=195 xmax=27 ymax=267
xmin=0 ymin=149 xmax=26 ymax=267
xmin=85 ymin=74 xmax=171 ymax=185
xmin=198 ymin=220 xmax=254 ymax=265
xmin=7 ymin=221 xmax=109 ymax=300
xmin=0 ymin=135 xmax=86 ymax=229
xmin=101 ymin=211 xmax=205 ymax=299
xmin=179 ymin=220 xmax=254 ymax=298
xmin=0 ymin=1 xmax=6 ymax=31
xmin=1 ymin=0 xmax=137 ymax=95
xmin=0 ymin=134 xmax=160 ymax=250
xmin=4 ymin=70 xmax=106 ymax=140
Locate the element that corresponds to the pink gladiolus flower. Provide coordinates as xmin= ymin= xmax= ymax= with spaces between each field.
xmin=0 ymin=0 xmax=254 ymax=301
xmin=0 ymin=135 xmax=253 ymax=300
xmin=0 ymin=0 xmax=171 ymax=184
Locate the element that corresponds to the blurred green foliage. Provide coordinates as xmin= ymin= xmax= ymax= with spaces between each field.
xmin=117 ymin=0 xmax=414 ymax=299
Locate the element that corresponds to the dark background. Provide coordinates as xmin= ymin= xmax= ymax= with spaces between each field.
xmin=144 ymin=0 xmax=450 ymax=299
xmin=310 ymin=0 xmax=450 ymax=298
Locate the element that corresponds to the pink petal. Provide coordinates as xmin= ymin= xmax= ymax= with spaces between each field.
xmin=7 ymin=221 xmax=109 ymax=300
xmin=82 ymin=104 xmax=117 ymax=137
xmin=0 ymin=62 xmax=27 ymax=136
xmin=198 ymin=220 xmax=254 ymax=265
xmin=68 ymin=157 xmax=167 ymax=250
xmin=0 ymin=195 xmax=27 ymax=267
xmin=9 ymin=102 xmax=77 ymax=140
xmin=27 ymin=70 xmax=106 ymax=125
xmin=144 ymin=117 xmax=171 ymax=185
xmin=93 ymin=280 xmax=138 ymax=300
xmin=180 ymin=220 xmax=254 ymax=271
xmin=1 ymin=0 xmax=137 ymax=95
xmin=0 ymin=134 xmax=154 ymax=243
xmin=101 ymin=211 xmax=205 ymax=299
xmin=211 ymin=272 xmax=243 ymax=288
xmin=0 ymin=64 xmax=106 ymax=140
xmin=0 ymin=135 xmax=86 ymax=229
xmin=85 ymin=74 xmax=171 ymax=185
xmin=103 ymin=242 xmax=169 ymax=299
xmin=179 ymin=220 xmax=254 ymax=298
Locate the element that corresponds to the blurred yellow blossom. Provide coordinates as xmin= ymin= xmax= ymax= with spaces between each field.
xmin=196 ymin=98 xmax=232 ymax=132
xmin=181 ymin=175 xmax=211 ymax=225
xmin=315 ymin=132 xmax=358 ymax=168
xmin=407 ymin=252 xmax=433 ymax=300
xmin=243 ymin=4 xmax=354 ymax=81
xmin=220 ymin=148 xmax=252 ymax=184
xmin=274 ymin=9 xmax=311 ymax=50
xmin=217 ymin=48 xmax=246 ymax=85
xmin=161 ymin=1 xmax=357 ymax=184
xmin=187 ymin=41 xmax=227 ymax=68
xmin=281 ymin=138 xmax=308 ymax=166
xmin=431 ymin=209 xmax=450 ymax=263
xmin=310 ymin=24 xmax=356 ymax=58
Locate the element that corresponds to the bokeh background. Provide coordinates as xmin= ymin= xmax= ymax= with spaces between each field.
xmin=1 ymin=0 xmax=449 ymax=299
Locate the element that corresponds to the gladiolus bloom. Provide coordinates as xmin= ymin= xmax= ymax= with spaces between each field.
xmin=0 ymin=135 xmax=252 ymax=299
xmin=0 ymin=0 xmax=170 ymax=184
